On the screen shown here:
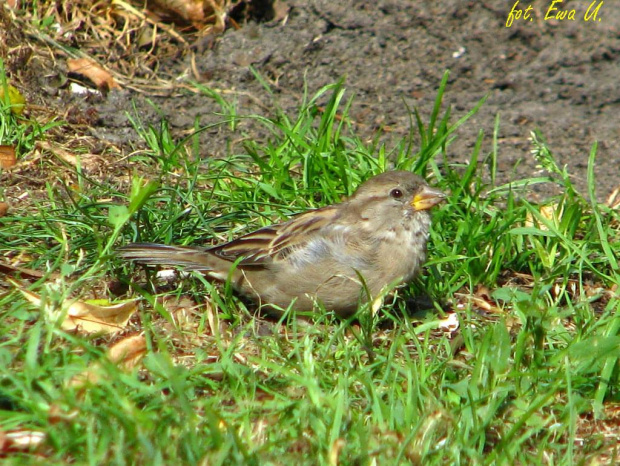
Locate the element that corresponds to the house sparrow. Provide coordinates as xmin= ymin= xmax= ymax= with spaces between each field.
xmin=119 ymin=171 xmax=445 ymax=317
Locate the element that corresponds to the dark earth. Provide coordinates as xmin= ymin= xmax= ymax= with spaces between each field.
xmin=5 ymin=0 xmax=620 ymax=199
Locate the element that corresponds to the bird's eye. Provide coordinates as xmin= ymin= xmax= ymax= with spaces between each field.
xmin=390 ymin=188 xmax=403 ymax=199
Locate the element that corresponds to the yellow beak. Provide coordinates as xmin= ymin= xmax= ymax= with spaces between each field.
xmin=411 ymin=185 xmax=446 ymax=211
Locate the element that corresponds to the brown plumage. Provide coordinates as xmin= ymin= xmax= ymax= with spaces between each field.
xmin=118 ymin=171 xmax=445 ymax=317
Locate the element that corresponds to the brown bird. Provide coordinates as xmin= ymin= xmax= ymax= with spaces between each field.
xmin=118 ymin=171 xmax=445 ymax=317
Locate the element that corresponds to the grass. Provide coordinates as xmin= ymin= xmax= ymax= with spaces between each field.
xmin=0 ymin=70 xmax=619 ymax=465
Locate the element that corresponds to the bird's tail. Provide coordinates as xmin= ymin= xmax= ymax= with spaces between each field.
xmin=118 ymin=243 xmax=214 ymax=271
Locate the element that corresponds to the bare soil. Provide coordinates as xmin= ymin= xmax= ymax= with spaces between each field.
xmin=4 ymin=0 xmax=620 ymax=198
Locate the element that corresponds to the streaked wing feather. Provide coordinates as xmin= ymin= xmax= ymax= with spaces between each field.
xmin=209 ymin=206 xmax=341 ymax=265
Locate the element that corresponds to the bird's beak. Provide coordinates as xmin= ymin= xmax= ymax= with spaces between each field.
xmin=411 ymin=186 xmax=446 ymax=211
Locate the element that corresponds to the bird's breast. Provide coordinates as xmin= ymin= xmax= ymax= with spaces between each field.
xmin=371 ymin=211 xmax=432 ymax=280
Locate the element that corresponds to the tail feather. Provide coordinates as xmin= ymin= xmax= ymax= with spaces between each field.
xmin=118 ymin=243 xmax=214 ymax=271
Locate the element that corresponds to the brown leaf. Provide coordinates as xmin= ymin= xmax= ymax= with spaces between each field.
xmin=454 ymin=285 xmax=505 ymax=315
xmin=607 ymin=185 xmax=620 ymax=210
xmin=149 ymin=0 xmax=207 ymax=25
xmin=524 ymin=202 xmax=563 ymax=231
xmin=0 ymin=145 xmax=16 ymax=169
xmin=108 ymin=334 xmax=148 ymax=369
xmin=48 ymin=405 xmax=79 ymax=424
xmin=62 ymin=300 xmax=139 ymax=334
xmin=37 ymin=140 xmax=103 ymax=171
xmin=67 ymin=58 xmax=120 ymax=91
xmin=69 ymin=335 xmax=147 ymax=388
xmin=15 ymin=282 xmax=138 ymax=334
xmin=0 ymin=202 xmax=8 ymax=217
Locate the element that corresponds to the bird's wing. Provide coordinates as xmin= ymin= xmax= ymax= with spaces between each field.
xmin=208 ymin=205 xmax=343 ymax=266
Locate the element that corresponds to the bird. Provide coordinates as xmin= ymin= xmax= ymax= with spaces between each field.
xmin=118 ymin=171 xmax=446 ymax=317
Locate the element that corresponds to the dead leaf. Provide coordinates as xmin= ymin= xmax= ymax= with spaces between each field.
xmin=155 ymin=0 xmax=207 ymax=23
xmin=454 ymin=285 xmax=505 ymax=315
xmin=524 ymin=202 xmax=563 ymax=230
xmin=0 ymin=145 xmax=16 ymax=169
xmin=108 ymin=334 xmax=147 ymax=368
xmin=67 ymin=58 xmax=120 ymax=91
xmin=69 ymin=334 xmax=147 ymax=387
xmin=158 ymin=295 xmax=199 ymax=328
xmin=607 ymin=185 xmax=620 ymax=210
xmin=37 ymin=140 xmax=103 ymax=172
xmin=146 ymin=0 xmax=236 ymax=31
xmin=14 ymin=282 xmax=138 ymax=334
xmin=0 ymin=202 xmax=8 ymax=217
xmin=48 ymin=405 xmax=79 ymax=424
xmin=61 ymin=299 xmax=138 ymax=334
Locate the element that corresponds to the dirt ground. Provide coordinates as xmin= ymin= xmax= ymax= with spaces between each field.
xmin=4 ymin=0 xmax=620 ymax=199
